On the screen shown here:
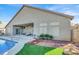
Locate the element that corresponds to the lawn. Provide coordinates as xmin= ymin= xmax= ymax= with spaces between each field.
xmin=16 ymin=43 xmax=55 ymax=55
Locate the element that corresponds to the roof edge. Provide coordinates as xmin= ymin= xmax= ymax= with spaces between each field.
xmin=24 ymin=5 xmax=74 ymax=20
xmin=5 ymin=5 xmax=24 ymax=28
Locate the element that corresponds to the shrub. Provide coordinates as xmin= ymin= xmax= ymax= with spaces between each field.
xmin=45 ymin=34 xmax=50 ymax=39
xmin=39 ymin=34 xmax=53 ymax=40
xmin=49 ymin=35 xmax=53 ymax=40
xmin=39 ymin=34 xmax=45 ymax=39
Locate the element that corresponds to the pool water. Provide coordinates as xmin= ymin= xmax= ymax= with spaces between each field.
xmin=0 ymin=39 xmax=17 ymax=54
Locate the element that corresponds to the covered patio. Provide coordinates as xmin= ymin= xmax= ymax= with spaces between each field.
xmin=13 ymin=23 xmax=34 ymax=36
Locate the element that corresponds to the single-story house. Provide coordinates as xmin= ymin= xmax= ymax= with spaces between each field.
xmin=5 ymin=5 xmax=74 ymax=41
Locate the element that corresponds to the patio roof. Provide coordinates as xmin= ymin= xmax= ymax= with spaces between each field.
xmin=13 ymin=23 xmax=33 ymax=27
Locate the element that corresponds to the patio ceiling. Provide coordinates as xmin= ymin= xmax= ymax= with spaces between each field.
xmin=13 ymin=23 xmax=33 ymax=27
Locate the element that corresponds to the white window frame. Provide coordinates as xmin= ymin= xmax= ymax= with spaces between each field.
xmin=49 ymin=22 xmax=60 ymax=37
xmin=49 ymin=22 xmax=59 ymax=26
xmin=39 ymin=23 xmax=47 ymax=34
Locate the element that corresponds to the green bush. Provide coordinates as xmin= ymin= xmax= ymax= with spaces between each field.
xmin=49 ymin=35 xmax=53 ymax=40
xmin=39 ymin=34 xmax=45 ymax=39
xmin=39 ymin=34 xmax=53 ymax=40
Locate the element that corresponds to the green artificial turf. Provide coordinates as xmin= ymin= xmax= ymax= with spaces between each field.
xmin=16 ymin=43 xmax=55 ymax=55
xmin=45 ymin=48 xmax=64 ymax=55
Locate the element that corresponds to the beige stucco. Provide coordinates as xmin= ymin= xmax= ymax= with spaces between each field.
xmin=72 ymin=24 xmax=79 ymax=43
xmin=5 ymin=6 xmax=72 ymax=41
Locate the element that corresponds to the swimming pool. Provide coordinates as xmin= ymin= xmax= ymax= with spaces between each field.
xmin=0 ymin=38 xmax=17 ymax=55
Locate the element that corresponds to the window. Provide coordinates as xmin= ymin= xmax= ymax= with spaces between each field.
xmin=49 ymin=27 xmax=59 ymax=37
xmin=39 ymin=23 xmax=47 ymax=34
xmin=49 ymin=22 xmax=59 ymax=26
xmin=49 ymin=22 xmax=60 ymax=37
xmin=15 ymin=28 xmax=20 ymax=34
xmin=40 ymin=23 xmax=47 ymax=26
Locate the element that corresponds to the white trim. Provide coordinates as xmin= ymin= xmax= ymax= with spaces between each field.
xmin=40 ymin=23 xmax=47 ymax=26
xmin=49 ymin=22 xmax=60 ymax=26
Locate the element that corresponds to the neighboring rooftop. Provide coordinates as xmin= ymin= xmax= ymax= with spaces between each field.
xmin=0 ymin=23 xmax=6 ymax=28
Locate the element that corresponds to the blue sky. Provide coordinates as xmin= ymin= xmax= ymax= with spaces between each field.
xmin=0 ymin=4 xmax=79 ymax=25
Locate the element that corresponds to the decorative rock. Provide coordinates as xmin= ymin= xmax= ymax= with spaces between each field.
xmin=62 ymin=44 xmax=79 ymax=55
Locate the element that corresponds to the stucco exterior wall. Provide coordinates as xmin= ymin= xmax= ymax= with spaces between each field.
xmin=72 ymin=25 xmax=79 ymax=43
xmin=72 ymin=29 xmax=79 ymax=43
xmin=5 ymin=6 xmax=71 ymax=41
